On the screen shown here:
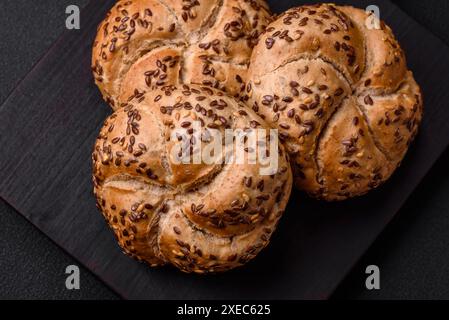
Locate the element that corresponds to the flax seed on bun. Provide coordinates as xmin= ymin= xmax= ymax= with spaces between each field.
xmin=92 ymin=0 xmax=272 ymax=110
xmin=244 ymin=4 xmax=423 ymax=200
xmin=92 ymin=84 xmax=292 ymax=273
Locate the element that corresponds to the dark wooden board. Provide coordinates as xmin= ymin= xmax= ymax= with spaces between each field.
xmin=1 ymin=0 xmax=448 ymax=299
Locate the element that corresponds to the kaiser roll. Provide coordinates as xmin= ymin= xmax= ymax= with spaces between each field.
xmin=92 ymin=84 xmax=292 ymax=273
xmin=243 ymin=4 xmax=423 ymax=200
xmin=92 ymin=0 xmax=272 ymax=110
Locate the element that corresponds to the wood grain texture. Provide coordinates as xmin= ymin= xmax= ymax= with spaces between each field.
xmin=0 ymin=0 xmax=448 ymax=299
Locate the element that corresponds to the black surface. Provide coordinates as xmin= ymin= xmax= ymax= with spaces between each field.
xmin=334 ymin=148 xmax=449 ymax=299
xmin=2 ymin=1 xmax=447 ymax=296
xmin=0 ymin=0 xmax=117 ymax=300
xmin=0 ymin=198 xmax=117 ymax=300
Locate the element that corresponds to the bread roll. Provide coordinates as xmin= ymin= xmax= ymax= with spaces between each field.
xmin=92 ymin=84 xmax=292 ymax=273
xmin=243 ymin=4 xmax=423 ymax=200
xmin=92 ymin=0 xmax=272 ymax=110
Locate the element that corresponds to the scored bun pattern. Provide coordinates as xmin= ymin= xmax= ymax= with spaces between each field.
xmin=92 ymin=0 xmax=272 ymax=110
xmin=92 ymin=84 xmax=292 ymax=273
xmin=243 ymin=4 xmax=423 ymax=200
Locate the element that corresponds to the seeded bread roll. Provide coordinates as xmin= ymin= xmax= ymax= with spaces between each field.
xmin=92 ymin=84 xmax=292 ymax=273
xmin=243 ymin=4 xmax=423 ymax=201
xmin=92 ymin=0 xmax=272 ymax=110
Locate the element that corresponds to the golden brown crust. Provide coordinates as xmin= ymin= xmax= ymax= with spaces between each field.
xmin=92 ymin=84 xmax=292 ymax=273
xmin=244 ymin=3 xmax=423 ymax=200
xmin=92 ymin=0 xmax=272 ymax=109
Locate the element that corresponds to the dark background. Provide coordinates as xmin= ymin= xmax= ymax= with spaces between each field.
xmin=0 ymin=0 xmax=448 ymax=299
